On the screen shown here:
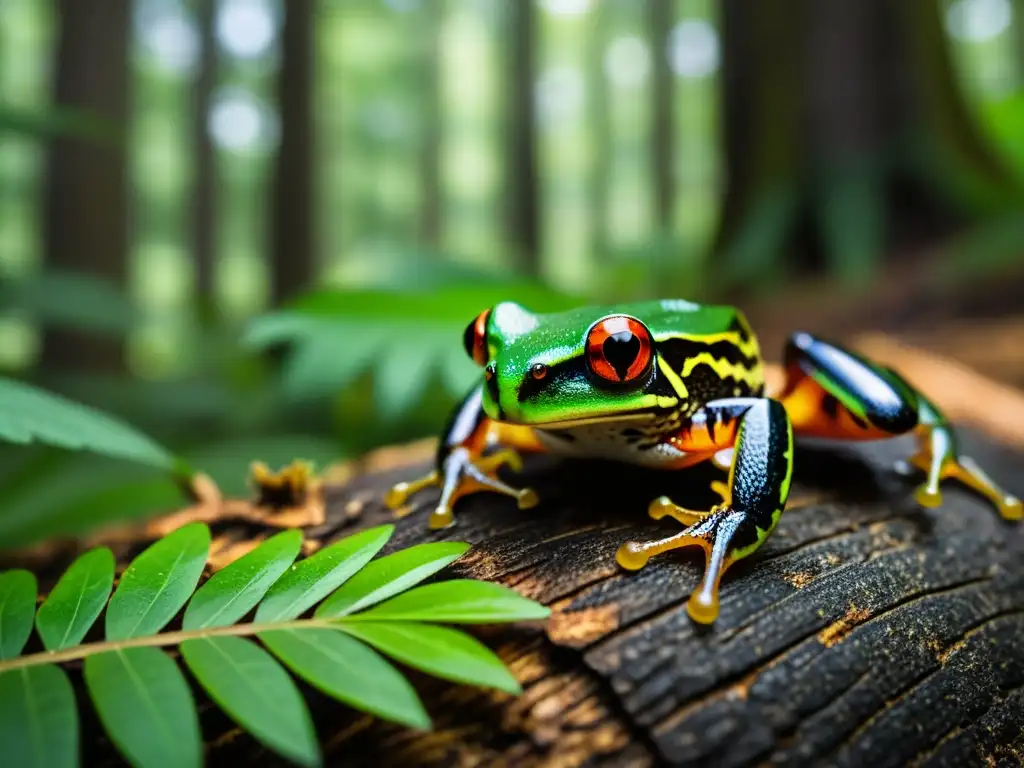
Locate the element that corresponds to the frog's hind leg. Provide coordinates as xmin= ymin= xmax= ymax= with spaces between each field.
xmin=776 ymin=332 xmax=1022 ymax=520
xmin=618 ymin=397 xmax=794 ymax=624
xmin=385 ymin=385 xmax=545 ymax=529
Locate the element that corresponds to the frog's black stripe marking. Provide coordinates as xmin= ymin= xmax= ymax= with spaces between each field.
xmin=785 ymin=333 xmax=918 ymax=434
xmin=657 ymin=337 xmax=761 ymax=374
xmin=438 ymin=384 xmax=487 ymax=466
xmin=722 ymin=398 xmax=793 ymax=554
xmin=728 ymin=313 xmax=754 ymax=344
xmin=517 ymin=358 xmax=584 ymax=403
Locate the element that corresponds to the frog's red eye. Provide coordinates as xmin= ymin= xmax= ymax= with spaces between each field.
xmin=463 ymin=308 xmax=491 ymax=366
xmin=585 ymin=315 xmax=653 ymax=383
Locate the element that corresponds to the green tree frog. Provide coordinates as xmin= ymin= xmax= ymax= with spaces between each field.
xmin=386 ymin=300 xmax=1022 ymax=624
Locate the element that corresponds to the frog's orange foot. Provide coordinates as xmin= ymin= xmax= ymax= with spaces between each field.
xmin=384 ymin=447 xmax=537 ymax=529
xmin=617 ymin=504 xmax=742 ymax=625
xmin=899 ymin=452 xmax=1022 ymax=521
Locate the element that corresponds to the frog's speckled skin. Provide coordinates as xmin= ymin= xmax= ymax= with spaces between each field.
xmin=386 ymin=299 xmax=1022 ymax=625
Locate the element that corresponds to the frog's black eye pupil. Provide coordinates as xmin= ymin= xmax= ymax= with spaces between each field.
xmin=602 ymin=332 xmax=641 ymax=380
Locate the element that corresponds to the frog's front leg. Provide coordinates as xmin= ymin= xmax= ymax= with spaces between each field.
xmin=618 ymin=397 xmax=794 ymax=624
xmin=776 ymin=332 xmax=1022 ymax=520
xmin=385 ymin=384 xmax=545 ymax=529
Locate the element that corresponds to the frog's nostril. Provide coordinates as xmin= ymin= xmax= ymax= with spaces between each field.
xmin=484 ymin=364 xmax=500 ymax=411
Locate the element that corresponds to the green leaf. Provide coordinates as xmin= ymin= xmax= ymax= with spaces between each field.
xmin=374 ymin=335 xmax=438 ymax=419
xmin=282 ymin=331 xmax=382 ymax=400
xmin=36 ymin=547 xmax=115 ymax=650
xmin=260 ymin=628 xmax=430 ymax=730
xmin=0 ymin=665 xmax=78 ymax=768
xmin=181 ymin=637 xmax=320 ymax=768
xmin=0 ymin=455 xmax=183 ymax=552
xmin=0 ymin=376 xmax=176 ymax=471
xmin=316 ymin=542 xmax=470 ymax=618
xmin=350 ymin=580 xmax=550 ymax=624
xmin=84 ymin=648 xmax=201 ymax=768
xmin=0 ymin=570 xmax=37 ymax=659
xmin=255 ymin=525 xmax=393 ymax=622
xmin=183 ymin=530 xmax=302 ymax=630
xmin=105 ymin=523 xmax=211 ymax=640
xmin=338 ymin=621 xmax=520 ymax=694
xmin=0 ymin=270 xmax=138 ymax=338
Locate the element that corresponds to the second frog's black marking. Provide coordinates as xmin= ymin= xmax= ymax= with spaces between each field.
xmin=604 ymin=331 xmax=641 ymax=380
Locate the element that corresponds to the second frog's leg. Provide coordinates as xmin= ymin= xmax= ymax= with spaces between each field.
xmin=617 ymin=397 xmax=794 ymax=624
xmin=776 ymin=332 xmax=1022 ymax=520
xmin=385 ymin=384 xmax=545 ymax=529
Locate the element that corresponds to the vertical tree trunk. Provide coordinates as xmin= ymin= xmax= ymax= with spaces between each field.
xmin=41 ymin=0 xmax=131 ymax=373
xmin=271 ymin=0 xmax=316 ymax=306
xmin=587 ymin=1 xmax=610 ymax=261
xmin=648 ymin=0 xmax=675 ymax=231
xmin=192 ymin=0 xmax=218 ymax=312
xmin=505 ymin=0 xmax=540 ymax=275
xmin=419 ymin=3 xmax=442 ymax=248
xmin=714 ymin=0 xmax=1019 ymax=287
xmin=1016 ymin=0 xmax=1024 ymax=83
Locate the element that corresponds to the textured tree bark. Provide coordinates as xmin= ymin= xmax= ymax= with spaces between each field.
xmin=41 ymin=0 xmax=130 ymax=373
xmin=270 ymin=0 xmax=316 ymax=306
xmin=45 ymin=417 xmax=1024 ymax=766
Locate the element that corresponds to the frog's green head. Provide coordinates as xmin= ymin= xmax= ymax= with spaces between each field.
xmin=463 ymin=301 xmax=670 ymax=428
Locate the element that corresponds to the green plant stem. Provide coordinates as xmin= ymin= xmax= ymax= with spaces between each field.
xmin=0 ymin=617 xmax=340 ymax=673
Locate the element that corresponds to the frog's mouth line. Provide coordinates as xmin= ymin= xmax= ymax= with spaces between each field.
xmin=528 ymin=411 xmax=658 ymax=430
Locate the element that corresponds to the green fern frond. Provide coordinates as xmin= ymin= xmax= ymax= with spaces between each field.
xmin=0 ymin=524 xmax=549 ymax=768
xmin=0 ymin=377 xmax=179 ymax=472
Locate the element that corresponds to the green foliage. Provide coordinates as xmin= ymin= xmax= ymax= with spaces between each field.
xmin=0 ymin=270 xmax=138 ymax=339
xmin=0 ymin=524 xmax=549 ymax=768
xmin=0 ymin=664 xmax=78 ymax=768
xmin=105 ymin=524 xmax=211 ymax=640
xmin=0 ymin=377 xmax=178 ymax=472
xmin=244 ymin=270 xmax=580 ymax=421
xmin=36 ymin=549 xmax=115 ymax=651
xmin=0 ymin=571 xmax=37 ymax=659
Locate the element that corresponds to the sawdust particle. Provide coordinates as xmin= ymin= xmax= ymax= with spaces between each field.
xmin=783 ymin=571 xmax=814 ymax=589
xmin=818 ymin=605 xmax=872 ymax=647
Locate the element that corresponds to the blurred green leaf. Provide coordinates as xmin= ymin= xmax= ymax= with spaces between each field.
xmin=0 ymin=103 xmax=117 ymax=143
xmin=105 ymin=524 xmax=210 ymax=640
xmin=350 ymin=580 xmax=550 ymax=624
xmin=36 ymin=548 xmax=115 ymax=651
xmin=259 ymin=628 xmax=430 ymax=730
xmin=84 ymin=648 xmax=201 ymax=768
xmin=0 ymin=270 xmax=137 ymax=337
xmin=0 ymin=570 xmax=37 ymax=659
xmin=0 ymin=455 xmax=183 ymax=552
xmin=338 ymin=621 xmax=520 ymax=694
xmin=316 ymin=541 xmax=470 ymax=618
xmin=180 ymin=637 xmax=320 ymax=767
xmin=0 ymin=377 xmax=178 ymax=471
xmin=374 ymin=335 xmax=437 ymax=420
xmin=255 ymin=525 xmax=393 ymax=622
xmin=0 ymin=665 xmax=78 ymax=768
xmin=183 ymin=530 xmax=302 ymax=630
xmin=282 ymin=331 xmax=383 ymax=400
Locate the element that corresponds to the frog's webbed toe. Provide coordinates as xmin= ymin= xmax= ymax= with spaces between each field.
xmin=617 ymin=505 xmax=746 ymax=624
xmin=385 ymin=446 xmax=537 ymax=529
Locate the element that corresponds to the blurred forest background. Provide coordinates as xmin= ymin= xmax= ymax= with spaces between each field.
xmin=1 ymin=0 xmax=1023 ymax=546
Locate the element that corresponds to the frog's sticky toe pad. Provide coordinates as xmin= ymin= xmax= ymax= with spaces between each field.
xmin=914 ymin=486 xmax=943 ymax=509
xmin=686 ymin=591 xmax=719 ymax=625
xmin=616 ymin=542 xmax=650 ymax=571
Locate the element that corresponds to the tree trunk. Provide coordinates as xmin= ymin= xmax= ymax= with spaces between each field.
xmin=648 ymin=0 xmax=675 ymax=231
xmin=41 ymin=0 xmax=130 ymax=373
xmin=419 ymin=2 xmax=442 ymax=248
xmin=587 ymin=0 xmax=610 ymax=261
xmin=504 ymin=0 xmax=540 ymax=276
xmin=270 ymin=0 xmax=316 ymax=306
xmin=191 ymin=0 xmax=218 ymax=312
xmin=714 ymin=0 xmax=1022 ymax=289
